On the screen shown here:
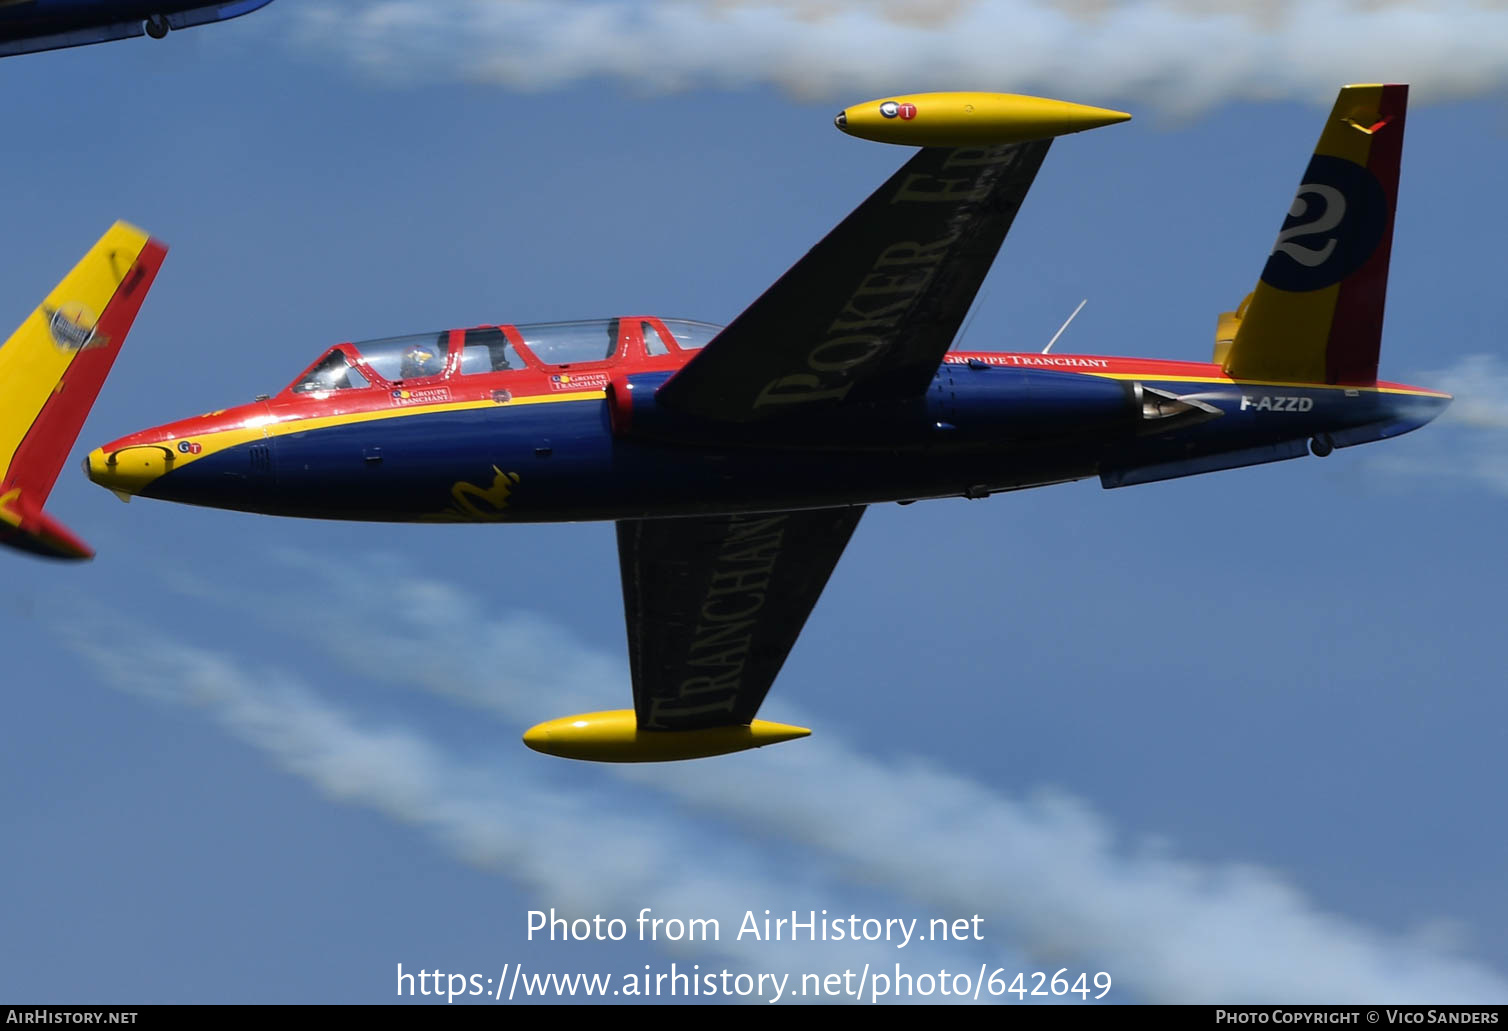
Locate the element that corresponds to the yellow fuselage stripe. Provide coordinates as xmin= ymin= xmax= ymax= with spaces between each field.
xmin=1083 ymin=371 xmax=1446 ymax=397
xmin=108 ymin=389 xmax=606 ymax=472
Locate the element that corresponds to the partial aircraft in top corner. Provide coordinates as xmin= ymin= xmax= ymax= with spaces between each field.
xmin=0 ymin=0 xmax=273 ymax=58
xmin=0 ymin=86 xmax=1448 ymax=762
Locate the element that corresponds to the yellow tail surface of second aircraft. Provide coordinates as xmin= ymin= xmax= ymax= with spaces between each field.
xmin=0 ymin=222 xmax=167 ymax=559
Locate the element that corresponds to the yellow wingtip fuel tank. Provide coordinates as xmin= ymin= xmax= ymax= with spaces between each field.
xmin=835 ymin=91 xmax=1131 ymax=147
xmin=522 ymin=709 xmax=811 ymax=762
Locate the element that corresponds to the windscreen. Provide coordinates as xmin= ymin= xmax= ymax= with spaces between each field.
xmin=291 ymin=350 xmax=370 ymax=394
xmin=350 ymin=332 xmax=450 ymax=382
xmin=658 ymin=320 xmax=723 ymax=351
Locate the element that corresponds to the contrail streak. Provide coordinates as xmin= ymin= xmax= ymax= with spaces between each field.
xmin=57 ymin=619 xmax=1001 ymax=985
xmin=150 ymin=551 xmax=1508 ymax=1003
xmin=1367 ymin=353 xmax=1508 ymax=494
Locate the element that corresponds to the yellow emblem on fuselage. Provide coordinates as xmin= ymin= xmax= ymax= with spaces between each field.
xmin=431 ymin=466 xmax=521 ymax=522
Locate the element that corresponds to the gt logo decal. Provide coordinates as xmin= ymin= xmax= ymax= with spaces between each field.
xmin=1240 ymin=395 xmax=1314 ymax=412
xmin=879 ymin=101 xmax=916 ymax=120
xmin=176 ymin=440 xmax=203 ymax=455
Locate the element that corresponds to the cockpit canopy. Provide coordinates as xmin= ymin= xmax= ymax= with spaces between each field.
xmin=286 ymin=318 xmax=721 ymax=396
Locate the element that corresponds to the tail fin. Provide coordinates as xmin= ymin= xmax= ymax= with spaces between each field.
xmin=1220 ymin=84 xmax=1407 ymax=386
xmin=0 ymin=222 xmax=167 ymax=560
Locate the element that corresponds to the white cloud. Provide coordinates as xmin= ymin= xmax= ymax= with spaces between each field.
xmin=287 ymin=1 xmax=1508 ymax=112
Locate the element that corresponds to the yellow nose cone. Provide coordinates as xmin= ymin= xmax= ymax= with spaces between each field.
xmin=836 ymin=91 xmax=1130 ymax=147
xmin=86 ymin=443 xmax=176 ymax=497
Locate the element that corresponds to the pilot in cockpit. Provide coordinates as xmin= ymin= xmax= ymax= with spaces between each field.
xmin=400 ymin=342 xmax=444 ymax=379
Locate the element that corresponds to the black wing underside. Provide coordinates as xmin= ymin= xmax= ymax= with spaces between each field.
xmin=655 ymin=140 xmax=1052 ymax=422
xmin=0 ymin=2 xmax=269 ymax=56
xmin=0 ymin=20 xmax=142 ymax=56
xmin=618 ymin=506 xmax=865 ymax=732
xmin=610 ymin=139 xmax=1055 ymax=739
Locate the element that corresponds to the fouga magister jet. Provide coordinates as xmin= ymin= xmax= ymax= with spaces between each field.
xmin=0 ymin=0 xmax=272 ymax=58
xmin=12 ymin=84 xmax=1444 ymax=762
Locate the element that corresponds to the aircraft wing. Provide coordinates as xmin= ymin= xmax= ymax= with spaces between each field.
xmin=618 ymin=506 xmax=864 ymax=731
xmin=0 ymin=1 xmax=274 ymax=57
xmin=0 ymin=20 xmax=143 ymax=58
xmin=165 ymin=0 xmax=277 ymax=31
xmin=654 ymin=140 xmax=1052 ymax=422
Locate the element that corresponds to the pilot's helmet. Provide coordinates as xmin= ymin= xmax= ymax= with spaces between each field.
xmin=402 ymin=342 xmax=441 ymax=377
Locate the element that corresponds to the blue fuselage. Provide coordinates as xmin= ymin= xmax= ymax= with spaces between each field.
xmin=87 ymin=356 xmax=1450 ymax=523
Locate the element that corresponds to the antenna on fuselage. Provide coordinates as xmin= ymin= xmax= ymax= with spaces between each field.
xmin=953 ymin=289 xmax=989 ymax=352
xmin=1043 ymin=298 xmax=1087 ymax=354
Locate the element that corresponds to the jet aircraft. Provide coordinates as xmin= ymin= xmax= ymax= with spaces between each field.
xmin=0 ymin=0 xmax=272 ymax=58
xmin=0 ymin=86 xmax=1447 ymax=761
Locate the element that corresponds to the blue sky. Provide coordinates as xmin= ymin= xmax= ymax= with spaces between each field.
xmin=2 ymin=0 xmax=1507 ymax=1005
